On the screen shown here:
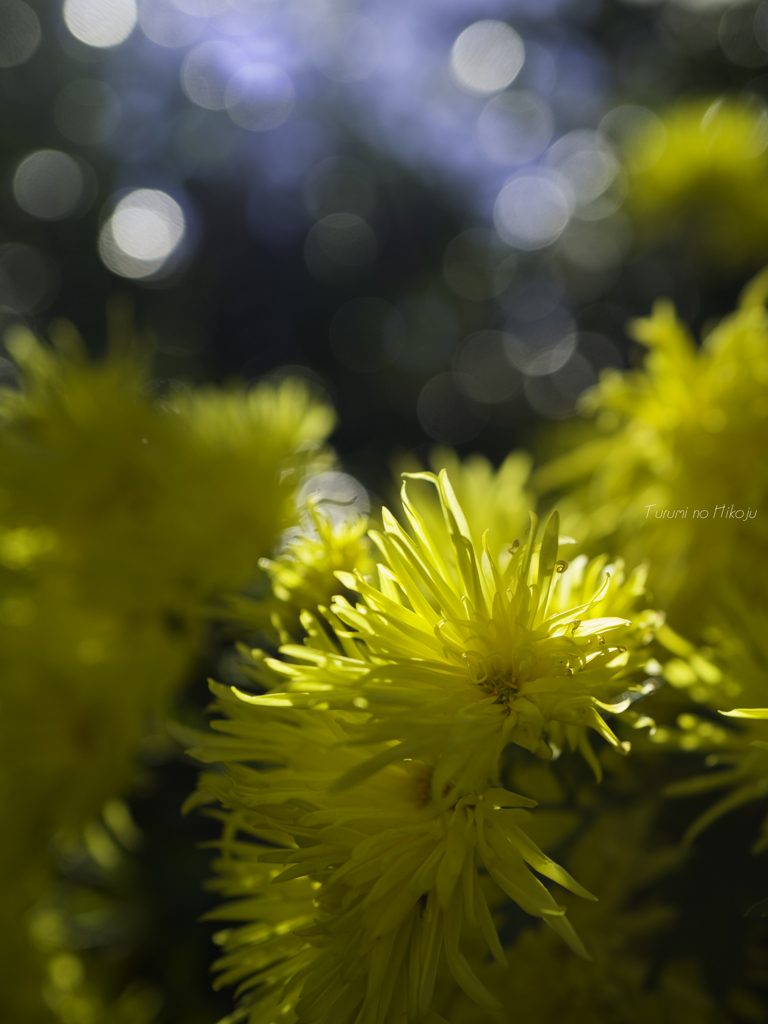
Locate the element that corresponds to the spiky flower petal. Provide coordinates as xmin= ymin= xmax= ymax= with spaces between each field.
xmin=186 ymin=690 xmax=595 ymax=1024
xmin=395 ymin=448 xmax=533 ymax=564
xmin=535 ymin=272 xmax=768 ymax=634
xmin=247 ymin=471 xmax=661 ymax=795
xmin=433 ymin=805 xmax=722 ymax=1024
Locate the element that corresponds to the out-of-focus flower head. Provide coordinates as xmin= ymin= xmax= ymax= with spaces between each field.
xmin=0 ymin=321 xmax=335 ymax=619
xmin=534 ymin=271 xmax=768 ymax=636
xmin=622 ymin=97 xmax=768 ymax=269
xmin=662 ymin=612 xmax=768 ymax=853
xmin=664 ymin=706 xmax=768 ymax=853
xmin=185 ymin=691 xmax=596 ymax=1024
xmin=228 ymin=499 xmax=374 ymax=641
xmin=264 ymin=507 xmax=374 ymax=616
xmin=28 ymin=800 xmax=164 ymax=1024
xmin=0 ymin=319 xmax=334 ymax=833
xmin=0 ymin=317 xmax=335 ymax=1021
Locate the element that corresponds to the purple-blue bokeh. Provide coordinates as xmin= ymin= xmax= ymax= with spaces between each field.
xmin=99 ymin=0 xmax=611 ymax=247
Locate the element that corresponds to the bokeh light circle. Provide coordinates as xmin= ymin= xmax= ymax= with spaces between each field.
xmin=13 ymin=151 xmax=84 ymax=220
xmin=524 ymin=352 xmax=594 ymax=419
xmin=99 ymin=189 xmax=186 ymax=280
xmin=504 ymin=306 xmax=577 ymax=376
xmin=138 ymin=0 xmax=203 ymax=48
xmin=545 ymin=131 xmax=621 ymax=208
xmin=0 ymin=0 xmax=41 ymax=67
xmin=112 ymin=190 xmax=185 ymax=260
xmin=63 ymin=0 xmax=137 ymax=48
xmin=225 ymin=63 xmax=295 ymax=132
xmin=450 ymin=20 xmax=525 ymax=96
xmin=599 ymin=105 xmax=666 ymax=172
xmin=181 ymin=40 xmax=242 ymax=110
xmin=297 ymin=470 xmax=369 ymax=527
xmin=494 ymin=176 xmax=570 ymax=250
xmin=304 ymin=214 xmax=377 ymax=284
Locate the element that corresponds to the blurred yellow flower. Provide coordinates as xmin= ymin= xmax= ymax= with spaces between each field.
xmin=227 ymin=500 xmax=374 ymax=641
xmin=0 ymin=320 xmax=334 ymax=1022
xmin=535 ymin=271 xmax=768 ymax=637
xmin=624 ymin=97 xmax=768 ymax=269
xmin=663 ymin=624 xmax=768 ymax=852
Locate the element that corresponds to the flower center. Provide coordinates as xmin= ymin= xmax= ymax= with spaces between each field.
xmin=464 ymin=650 xmax=522 ymax=705
xmin=463 ymin=636 xmax=590 ymax=707
xmin=476 ymin=665 xmax=517 ymax=703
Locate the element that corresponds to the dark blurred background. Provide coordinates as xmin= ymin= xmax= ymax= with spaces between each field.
xmin=6 ymin=0 xmax=768 ymax=1019
xmin=6 ymin=0 xmax=768 ymax=499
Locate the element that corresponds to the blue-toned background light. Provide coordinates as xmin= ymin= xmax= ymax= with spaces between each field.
xmin=63 ymin=0 xmax=138 ymax=48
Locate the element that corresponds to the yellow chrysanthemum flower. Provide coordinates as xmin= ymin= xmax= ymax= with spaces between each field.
xmin=0 ymin=324 xmax=333 ymax=835
xmin=245 ymin=471 xmax=662 ymax=793
xmin=0 ymin=321 xmax=335 ymax=1022
xmin=228 ymin=502 xmax=375 ymax=641
xmin=263 ymin=511 xmax=374 ymax=618
xmin=183 ymin=471 xmax=674 ymax=1022
xmin=395 ymin=448 xmax=533 ymax=563
xmin=186 ymin=690 xmax=595 ymax=1024
xmin=0 ymin=324 xmax=334 ymax=622
xmin=623 ymin=97 xmax=768 ymax=269
xmin=535 ymin=271 xmax=768 ymax=636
